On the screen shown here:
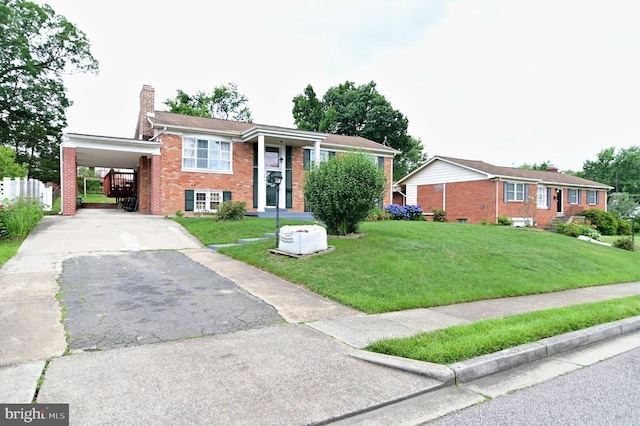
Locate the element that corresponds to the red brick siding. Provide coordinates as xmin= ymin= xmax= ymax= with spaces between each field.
xmin=416 ymin=179 xmax=610 ymax=228
xmin=62 ymin=147 xmax=77 ymax=216
xmin=392 ymin=191 xmax=405 ymax=206
xmin=158 ymin=134 xmax=255 ymax=216
xmin=156 ymin=135 xmax=396 ymax=216
xmin=291 ymin=148 xmax=305 ymax=211
xmin=443 ymin=180 xmax=497 ymax=223
xmin=150 ymin=155 xmax=162 ymax=214
xmin=138 ymin=156 xmax=151 ymax=214
xmin=417 ymin=183 xmax=445 ymax=213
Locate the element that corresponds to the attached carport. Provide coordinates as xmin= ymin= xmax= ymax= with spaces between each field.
xmin=61 ymin=134 xmax=162 ymax=216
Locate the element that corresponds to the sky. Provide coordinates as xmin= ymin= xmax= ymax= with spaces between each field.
xmin=42 ymin=0 xmax=640 ymax=172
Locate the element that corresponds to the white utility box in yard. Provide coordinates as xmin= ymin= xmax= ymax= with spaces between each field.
xmin=278 ymin=225 xmax=328 ymax=255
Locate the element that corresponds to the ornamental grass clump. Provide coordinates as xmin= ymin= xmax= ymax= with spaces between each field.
xmin=303 ymin=152 xmax=386 ymax=235
xmin=0 ymin=197 xmax=44 ymax=240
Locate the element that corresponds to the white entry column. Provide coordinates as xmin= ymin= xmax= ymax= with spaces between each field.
xmin=257 ymin=134 xmax=266 ymax=212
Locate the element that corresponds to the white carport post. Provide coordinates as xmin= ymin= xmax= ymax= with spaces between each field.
xmin=257 ymin=134 xmax=266 ymax=212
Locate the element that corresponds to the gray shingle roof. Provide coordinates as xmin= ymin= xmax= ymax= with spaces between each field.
xmin=148 ymin=111 xmax=399 ymax=154
xmin=437 ymin=156 xmax=612 ymax=189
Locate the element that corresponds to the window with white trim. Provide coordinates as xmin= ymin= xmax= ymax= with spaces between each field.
xmin=537 ymin=186 xmax=547 ymax=208
xmin=183 ymin=137 xmax=231 ymax=172
xmin=568 ymin=189 xmax=579 ymax=204
xmin=195 ymin=190 xmax=222 ymax=212
xmin=309 ymin=150 xmax=332 ymax=167
xmin=506 ymin=182 xmax=525 ymax=202
xmin=587 ymin=190 xmax=597 ymax=205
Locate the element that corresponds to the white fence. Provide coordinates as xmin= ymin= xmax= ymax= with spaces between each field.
xmin=0 ymin=177 xmax=53 ymax=211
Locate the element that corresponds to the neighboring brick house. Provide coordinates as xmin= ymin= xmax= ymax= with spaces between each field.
xmin=60 ymin=85 xmax=398 ymax=216
xmin=395 ymin=156 xmax=613 ymax=228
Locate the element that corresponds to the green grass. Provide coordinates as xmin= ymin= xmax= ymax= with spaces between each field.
xmin=213 ymin=221 xmax=640 ymax=313
xmin=366 ymin=295 xmax=640 ymax=364
xmin=80 ymin=193 xmax=116 ymax=203
xmin=0 ymin=239 xmax=21 ymax=267
xmin=172 ymin=217 xmax=316 ymax=245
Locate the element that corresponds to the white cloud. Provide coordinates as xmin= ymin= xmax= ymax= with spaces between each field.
xmin=44 ymin=0 xmax=640 ymax=172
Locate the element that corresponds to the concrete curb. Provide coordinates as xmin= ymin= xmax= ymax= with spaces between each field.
xmin=449 ymin=315 xmax=640 ymax=383
xmin=349 ymin=350 xmax=455 ymax=386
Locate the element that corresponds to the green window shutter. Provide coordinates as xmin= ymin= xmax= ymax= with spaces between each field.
xmin=596 ymin=191 xmax=600 ymax=204
xmin=524 ymin=184 xmax=530 ymax=200
xmin=286 ymin=146 xmax=292 ymax=169
xmin=185 ymin=190 xmax=194 ymax=212
xmin=503 ymin=182 xmax=508 ymax=203
xmin=303 ymin=149 xmax=310 ymax=170
xmin=547 ymin=188 xmax=552 ymax=209
xmin=329 ymin=151 xmax=336 ymax=159
xmin=253 ymin=143 xmax=258 ymax=166
xmin=378 ymin=156 xmax=384 ymax=170
xmin=578 ymin=189 xmax=582 ymax=204
xmin=286 ymin=170 xmax=292 ymax=209
xmin=223 ymin=191 xmax=232 ymax=201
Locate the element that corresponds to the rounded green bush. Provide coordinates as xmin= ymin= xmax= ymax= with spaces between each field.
xmin=582 ymin=209 xmax=617 ymax=236
xmin=303 ymin=152 xmax=387 ymax=235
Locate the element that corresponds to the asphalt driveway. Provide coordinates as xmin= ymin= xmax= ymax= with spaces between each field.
xmin=60 ymin=251 xmax=283 ymax=350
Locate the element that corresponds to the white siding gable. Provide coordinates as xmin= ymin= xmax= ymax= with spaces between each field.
xmin=404 ymin=160 xmax=488 ymax=205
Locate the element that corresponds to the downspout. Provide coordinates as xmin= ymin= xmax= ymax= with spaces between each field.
xmin=150 ymin=126 xmax=166 ymax=142
xmin=442 ymin=183 xmax=446 ymax=211
xmin=495 ymin=179 xmax=500 ymax=223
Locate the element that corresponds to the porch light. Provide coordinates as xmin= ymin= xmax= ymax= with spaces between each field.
xmin=274 ymin=171 xmax=283 ymax=248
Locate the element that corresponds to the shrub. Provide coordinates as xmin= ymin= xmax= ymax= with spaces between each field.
xmin=0 ymin=198 xmax=44 ymax=240
xmin=304 ymin=152 xmax=387 ymax=235
xmin=384 ymin=204 xmax=423 ymax=221
xmin=497 ymin=215 xmax=513 ymax=226
xmin=175 ymin=210 xmax=184 ymax=218
xmin=614 ymin=237 xmax=635 ymax=251
xmin=432 ymin=209 xmax=447 ymax=222
xmin=582 ymin=209 xmax=617 ymax=236
xmin=616 ymin=218 xmax=632 ymax=236
xmin=368 ymin=207 xmax=390 ymax=221
xmin=216 ymin=201 xmax=246 ymax=221
xmin=556 ymin=222 xmax=601 ymax=240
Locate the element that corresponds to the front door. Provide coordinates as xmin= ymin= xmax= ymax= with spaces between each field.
xmin=265 ymin=147 xmax=281 ymax=207
xmin=556 ymin=188 xmax=563 ymax=215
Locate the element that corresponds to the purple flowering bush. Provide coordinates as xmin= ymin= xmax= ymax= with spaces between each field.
xmin=384 ymin=204 xmax=423 ymax=221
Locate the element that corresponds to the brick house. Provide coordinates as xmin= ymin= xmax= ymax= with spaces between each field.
xmin=60 ymin=85 xmax=398 ymax=216
xmin=395 ymin=156 xmax=613 ymax=228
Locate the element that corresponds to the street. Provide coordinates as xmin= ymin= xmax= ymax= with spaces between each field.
xmin=430 ymin=346 xmax=640 ymax=425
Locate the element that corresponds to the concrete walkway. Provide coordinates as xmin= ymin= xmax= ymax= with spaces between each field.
xmin=2 ymin=209 xmax=640 ymax=425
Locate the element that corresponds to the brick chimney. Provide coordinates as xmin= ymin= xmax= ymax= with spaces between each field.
xmin=546 ymin=165 xmax=559 ymax=173
xmin=137 ymin=85 xmax=155 ymax=140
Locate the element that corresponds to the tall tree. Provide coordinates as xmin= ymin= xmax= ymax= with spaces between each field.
xmin=292 ymin=81 xmax=427 ymax=181
xmin=0 ymin=0 xmax=98 ymax=183
xmin=519 ymin=161 xmax=552 ymax=171
xmin=0 ymin=145 xmax=26 ymax=178
xmin=164 ymin=82 xmax=253 ymax=122
xmin=578 ymin=146 xmax=640 ymax=195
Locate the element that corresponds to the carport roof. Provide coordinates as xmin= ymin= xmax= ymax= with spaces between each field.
xmin=63 ymin=133 xmax=161 ymax=169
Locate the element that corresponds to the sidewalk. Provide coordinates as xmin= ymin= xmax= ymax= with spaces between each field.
xmin=2 ymin=210 xmax=640 ymax=424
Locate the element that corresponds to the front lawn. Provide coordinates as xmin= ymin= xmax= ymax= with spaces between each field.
xmin=212 ymin=220 xmax=640 ymax=313
xmin=172 ymin=217 xmax=315 ymax=245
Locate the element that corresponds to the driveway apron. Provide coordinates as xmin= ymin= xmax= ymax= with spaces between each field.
xmin=3 ymin=209 xmax=450 ymax=424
